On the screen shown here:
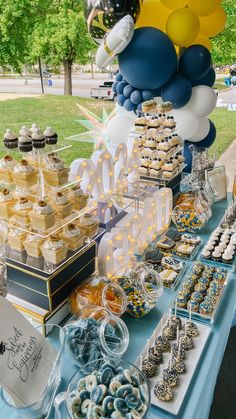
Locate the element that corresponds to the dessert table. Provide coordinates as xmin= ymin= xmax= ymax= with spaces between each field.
xmin=1 ymin=197 xmax=236 ymax=419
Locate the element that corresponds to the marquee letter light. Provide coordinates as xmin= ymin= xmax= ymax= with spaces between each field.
xmin=91 ymin=150 xmax=114 ymax=202
xmin=69 ymin=158 xmax=96 ymax=195
xmin=109 ymin=143 xmax=128 ymax=193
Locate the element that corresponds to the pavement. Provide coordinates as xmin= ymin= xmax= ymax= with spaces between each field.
xmin=0 ymin=73 xmax=112 ymax=98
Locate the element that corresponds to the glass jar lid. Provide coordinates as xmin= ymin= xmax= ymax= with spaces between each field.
xmin=137 ymin=264 xmax=163 ymax=302
xmin=102 ymin=283 xmax=128 ymax=316
xmin=99 ymin=315 xmax=129 ymax=358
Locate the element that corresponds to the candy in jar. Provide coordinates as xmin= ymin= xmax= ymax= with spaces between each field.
xmin=64 ymin=306 xmax=129 ymax=367
xmin=69 ymin=276 xmax=127 ymax=317
xmin=114 ymin=263 xmax=163 ymax=318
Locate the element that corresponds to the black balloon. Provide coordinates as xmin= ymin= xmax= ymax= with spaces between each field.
xmin=84 ymin=0 xmax=142 ymax=44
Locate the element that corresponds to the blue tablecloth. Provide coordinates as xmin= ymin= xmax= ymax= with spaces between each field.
xmin=1 ymin=197 xmax=236 ymax=418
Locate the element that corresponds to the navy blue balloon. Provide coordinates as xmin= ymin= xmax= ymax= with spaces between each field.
xmin=142 ymin=90 xmax=154 ymax=101
xmin=161 ymin=74 xmax=192 ymax=109
xmin=179 ymin=45 xmax=212 ymax=82
xmin=192 ymin=67 xmax=216 ymax=88
xmin=117 ymin=94 xmax=126 ymax=107
xmin=137 ymin=103 xmax=143 ymax=112
xmin=116 ymin=81 xmax=127 ymax=95
xmin=130 ymin=90 xmax=142 ymax=105
xmin=123 ymin=84 xmax=135 ymax=98
xmin=195 ymin=120 xmax=216 ymax=148
xmin=183 ymin=142 xmax=193 ymax=173
xmin=115 ymin=73 xmax=123 ymax=82
xmin=124 ymin=98 xmax=136 ymax=112
xmin=119 ymin=27 xmax=177 ymax=90
xmin=151 ymin=87 xmax=162 ymax=97
xmin=112 ymin=81 xmax=119 ymax=92
xmin=117 ymin=81 xmax=127 ymax=94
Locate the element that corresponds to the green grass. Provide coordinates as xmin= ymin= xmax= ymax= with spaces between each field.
xmin=0 ymin=95 xmax=113 ymax=164
xmin=0 ymin=94 xmax=234 ymax=163
xmin=210 ymin=107 xmax=236 ymax=158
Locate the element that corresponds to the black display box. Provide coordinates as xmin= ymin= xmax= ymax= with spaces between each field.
xmin=7 ymin=242 xmax=96 ymax=312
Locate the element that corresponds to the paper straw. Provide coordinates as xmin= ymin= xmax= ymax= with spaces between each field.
xmin=160 ymin=364 xmax=163 ymax=380
xmin=177 ymin=326 xmax=179 ymax=346
xmin=170 ymin=348 xmax=173 ymax=370
xmin=178 ymin=338 xmax=181 ymax=357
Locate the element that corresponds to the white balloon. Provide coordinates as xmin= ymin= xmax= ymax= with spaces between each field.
xmin=171 ymin=109 xmax=198 ymax=140
xmin=96 ymin=15 xmax=134 ymax=70
xmin=189 ymin=117 xmax=210 ymax=142
xmin=106 ymin=111 xmax=134 ymax=144
xmin=186 ymin=86 xmax=217 ymax=118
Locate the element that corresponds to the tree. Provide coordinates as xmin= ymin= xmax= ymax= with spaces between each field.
xmin=0 ymin=0 xmax=41 ymax=71
xmin=212 ymin=0 xmax=236 ymax=65
xmin=30 ymin=0 xmax=95 ymax=95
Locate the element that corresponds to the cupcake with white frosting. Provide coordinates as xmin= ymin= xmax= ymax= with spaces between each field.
xmin=44 ymin=127 xmax=58 ymax=145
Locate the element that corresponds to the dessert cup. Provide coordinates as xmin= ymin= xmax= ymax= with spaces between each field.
xmin=13 ymin=159 xmax=38 ymax=189
xmin=30 ymin=200 xmax=55 ymax=231
xmin=59 ymin=223 xmax=85 ymax=251
xmin=0 ymin=189 xmax=16 ymax=219
xmin=0 ymin=155 xmax=16 ymax=184
xmin=52 ymin=192 xmax=73 ymax=219
xmin=12 ymin=197 xmax=33 ymax=226
xmin=43 ymin=157 xmax=69 ymax=187
xmin=76 ymin=213 xmax=99 ymax=237
xmin=41 ymin=236 xmax=68 ymax=265
xmin=24 ymin=233 xmax=45 ymax=258
xmin=69 ymin=184 xmax=89 ymax=211
xmin=8 ymin=228 xmax=27 ymax=252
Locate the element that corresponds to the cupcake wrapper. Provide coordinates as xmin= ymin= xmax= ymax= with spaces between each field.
xmin=4 ymin=139 xmax=18 ymax=149
xmin=32 ymin=140 xmax=45 ymax=149
xmin=46 ymin=137 xmax=57 ymax=145
xmin=19 ymin=145 xmax=33 ymax=152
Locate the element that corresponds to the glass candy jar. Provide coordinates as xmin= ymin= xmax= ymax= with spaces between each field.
xmin=172 ymin=187 xmax=210 ymax=233
xmin=114 ymin=262 xmax=163 ymax=318
xmin=69 ymin=276 xmax=127 ymax=317
xmin=64 ymin=306 xmax=129 ymax=368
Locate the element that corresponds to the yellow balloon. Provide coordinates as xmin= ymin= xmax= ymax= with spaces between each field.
xmin=136 ymin=0 xmax=171 ymax=31
xmin=166 ymin=8 xmax=200 ymax=47
xmin=199 ymin=7 xmax=227 ymax=38
xmin=188 ymin=0 xmax=222 ymax=17
xmin=189 ymin=34 xmax=212 ymax=51
xmin=161 ymin=0 xmax=188 ymax=9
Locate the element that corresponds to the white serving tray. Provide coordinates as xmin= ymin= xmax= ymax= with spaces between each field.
xmin=136 ymin=313 xmax=211 ymax=415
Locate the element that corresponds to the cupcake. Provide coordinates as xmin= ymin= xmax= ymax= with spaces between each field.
xmin=8 ymin=227 xmax=27 ymax=252
xmin=44 ymin=127 xmax=58 ymax=145
xmin=201 ymin=247 xmax=211 ymax=259
xmin=24 ymin=233 xmax=45 ymax=258
xmin=18 ymin=134 xmax=32 ymax=153
xmin=222 ymin=250 xmax=234 ymax=264
xmin=41 ymin=235 xmax=68 ymax=265
xmin=76 ymin=213 xmax=99 ymax=237
xmin=0 ymin=155 xmax=17 ymax=184
xmin=31 ymin=129 xmax=45 ymax=149
xmin=59 ymin=223 xmax=85 ymax=251
xmin=211 ymin=249 xmax=222 ymax=261
xmin=3 ymin=129 xmax=18 ymax=149
xmin=43 ymin=156 xmax=69 ymax=187
xmin=51 ymin=192 xmax=73 ymax=219
xmin=12 ymin=197 xmax=33 ymax=226
xmin=0 ymin=188 xmax=16 ymax=219
xmin=19 ymin=126 xmax=31 ymax=137
xmin=30 ymin=123 xmax=39 ymax=135
xmin=13 ymin=159 xmax=38 ymax=189
xmin=30 ymin=200 xmax=55 ymax=232
xmin=69 ymin=184 xmax=89 ymax=211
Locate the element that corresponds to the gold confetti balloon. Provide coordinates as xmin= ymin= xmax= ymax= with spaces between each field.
xmin=84 ymin=0 xmax=142 ymax=44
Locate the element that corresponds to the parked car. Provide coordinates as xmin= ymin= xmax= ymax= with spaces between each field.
xmin=90 ymin=81 xmax=116 ymax=101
